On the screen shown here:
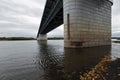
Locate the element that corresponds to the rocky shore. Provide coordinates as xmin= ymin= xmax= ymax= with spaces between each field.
xmin=80 ymin=56 xmax=120 ymax=80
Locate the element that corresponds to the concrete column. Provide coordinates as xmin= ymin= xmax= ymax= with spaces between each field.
xmin=63 ymin=0 xmax=113 ymax=48
xmin=37 ymin=34 xmax=47 ymax=41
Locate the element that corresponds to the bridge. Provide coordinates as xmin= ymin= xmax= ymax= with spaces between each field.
xmin=37 ymin=0 xmax=113 ymax=48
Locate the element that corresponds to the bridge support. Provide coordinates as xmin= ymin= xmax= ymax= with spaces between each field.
xmin=63 ymin=0 xmax=112 ymax=48
xmin=37 ymin=34 xmax=47 ymax=41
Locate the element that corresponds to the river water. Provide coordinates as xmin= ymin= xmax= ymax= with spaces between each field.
xmin=0 ymin=40 xmax=119 ymax=80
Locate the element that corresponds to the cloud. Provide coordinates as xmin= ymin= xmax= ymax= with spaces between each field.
xmin=0 ymin=0 xmax=46 ymax=37
xmin=48 ymin=25 xmax=64 ymax=37
xmin=112 ymin=0 xmax=120 ymax=36
xmin=0 ymin=0 xmax=120 ymax=37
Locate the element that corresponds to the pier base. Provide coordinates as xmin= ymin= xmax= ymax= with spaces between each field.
xmin=37 ymin=34 xmax=47 ymax=41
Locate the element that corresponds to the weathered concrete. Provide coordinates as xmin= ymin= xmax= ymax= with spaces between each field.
xmin=63 ymin=0 xmax=113 ymax=48
xmin=37 ymin=34 xmax=47 ymax=41
xmin=38 ymin=0 xmax=113 ymax=48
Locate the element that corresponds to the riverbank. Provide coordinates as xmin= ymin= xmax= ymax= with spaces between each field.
xmin=0 ymin=37 xmax=64 ymax=41
xmin=112 ymin=37 xmax=120 ymax=40
xmin=113 ymin=41 xmax=120 ymax=43
xmin=0 ymin=37 xmax=35 ymax=40
xmin=102 ymin=58 xmax=120 ymax=80
xmin=80 ymin=56 xmax=120 ymax=80
xmin=48 ymin=37 xmax=64 ymax=40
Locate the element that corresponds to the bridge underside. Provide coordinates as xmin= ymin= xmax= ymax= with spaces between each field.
xmin=38 ymin=0 xmax=113 ymax=48
xmin=37 ymin=0 xmax=63 ymax=37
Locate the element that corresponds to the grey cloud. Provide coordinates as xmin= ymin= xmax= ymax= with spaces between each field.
xmin=112 ymin=0 xmax=120 ymax=36
xmin=112 ymin=0 xmax=120 ymax=15
xmin=0 ymin=0 xmax=120 ymax=37
xmin=0 ymin=0 xmax=46 ymax=37
xmin=48 ymin=25 xmax=64 ymax=37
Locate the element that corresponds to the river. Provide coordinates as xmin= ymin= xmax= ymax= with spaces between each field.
xmin=0 ymin=40 xmax=119 ymax=80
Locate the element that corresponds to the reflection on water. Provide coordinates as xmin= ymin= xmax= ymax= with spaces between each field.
xmin=36 ymin=41 xmax=64 ymax=80
xmin=36 ymin=41 xmax=111 ymax=80
xmin=64 ymin=46 xmax=111 ymax=80
xmin=0 ymin=40 xmax=119 ymax=80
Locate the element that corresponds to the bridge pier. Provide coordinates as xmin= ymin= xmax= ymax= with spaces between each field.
xmin=63 ymin=0 xmax=112 ymax=48
xmin=37 ymin=34 xmax=47 ymax=41
xmin=38 ymin=0 xmax=113 ymax=48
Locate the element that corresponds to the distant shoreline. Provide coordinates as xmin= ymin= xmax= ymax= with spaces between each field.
xmin=0 ymin=37 xmax=36 ymax=41
xmin=0 ymin=37 xmax=64 ymax=41
xmin=112 ymin=37 xmax=120 ymax=40
xmin=0 ymin=37 xmax=119 ymax=41
xmin=48 ymin=37 xmax=64 ymax=40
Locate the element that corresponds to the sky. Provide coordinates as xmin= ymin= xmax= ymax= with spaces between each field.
xmin=0 ymin=0 xmax=119 ymax=37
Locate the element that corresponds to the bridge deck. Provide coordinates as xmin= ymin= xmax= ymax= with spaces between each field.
xmin=37 ymin=0 xmax=63 ymax=37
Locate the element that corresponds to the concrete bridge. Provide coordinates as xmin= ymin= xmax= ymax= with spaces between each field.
xmin=37 ymin=0 xmax=113 ymax=48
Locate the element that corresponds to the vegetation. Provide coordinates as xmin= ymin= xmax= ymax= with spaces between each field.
xmin=48 ymin=37 xmax=64 ymax=40
xmin=112 ymin=37 xmax=120 ymax=40
xmin=113 ymin=41 xmax=120 ymax=43
xmin=0 ymin=37 xmax=64 ymax=40
xmin=112 ymin=37 xmax=120 ymax=43
xmin=0 ymin=37 xmax=35 ymax=40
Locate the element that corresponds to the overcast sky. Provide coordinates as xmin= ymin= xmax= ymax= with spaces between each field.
xmin=0 ymin=0 xmax=119 ymax=37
